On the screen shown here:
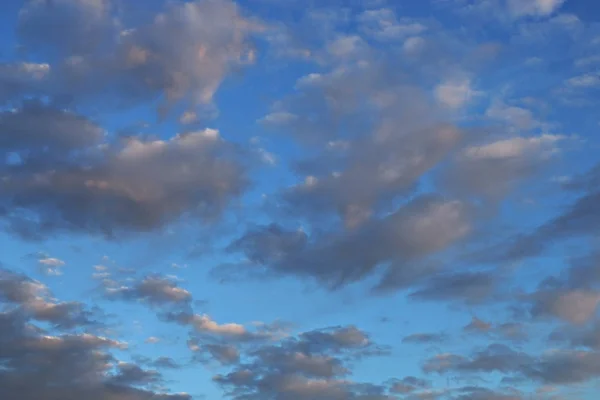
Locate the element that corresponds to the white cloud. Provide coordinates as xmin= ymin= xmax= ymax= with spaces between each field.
xmin=434 ymin=79 xmax=479 ymax=109
xmin=507 ymin=0 xmax=566 ymax=18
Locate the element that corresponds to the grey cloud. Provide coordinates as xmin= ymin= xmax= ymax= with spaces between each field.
xmin=213 ymin=325 xmax=395 ymax=400
xmin=0 ymin=267 xmax=188 ymax=400
xmin=423 ymin=344 xmax=531 ymax=375
xmin=192 ymin=342 xmax=240 ymax=365
xmin=17 ymin=0 xmax=260 ymax=116
xmin=0 ymin=101 xmax=104 ymax=156
xmin=402 ymin=333 xmax=447 ymax=345
xmin=228 ymin=195 xmax=472 ymax=291
xmin=388 ymin=376 xmax=430 ymax=394
xmin=17 ymin=0 xmax=119 ymax=58
xmin=109 ymin=363 xmax=161 ymax=386
xmin=453 ymin=386 xmax=523 ymax=400
xmin=0 ymin=268 xmax=96 ymax=328
xmin=550 ymin=322 xmax=600 ymax=350
xmin=1 ymin=118 xmax=248 ymax=238
xmin=105 ymin=275 xmax=192 ymax=306
xmin=463 ymin=318 xmax=528 ymax=342
xmin=525 ymin=350 xmax=600 ymax=385
xmin=510 ymin=251 xmax=600 ymax=325
xmin=424 ymin=342 xmax=600 ymax=386
xmin=0 ymin=62 xmax=50 ymax=104
xmin=410 ymin=271 xmax=499 ymax=305
xmin=478 ymin=165 xmax=600 ymax=264
xmin=464 ymin=317 xmax=492 ymax=333
xmin=151 ymin=356 xmax=181 ymax=370
xmin=265 ymin=57 xmax=463 ymax=228
xmin=441 ymin=134 xmax=568 ymax=201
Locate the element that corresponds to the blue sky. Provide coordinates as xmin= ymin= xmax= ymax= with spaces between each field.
xmin=1 ymin=0 xmax=600 ymax=399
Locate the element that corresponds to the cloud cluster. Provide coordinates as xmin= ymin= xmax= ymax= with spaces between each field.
xmin=0 ymin=268 xmax=188 ymax=400
xmin=213 ymin=325 xmax=396 ymax=400
xmin=17 ymin=0 xmax=260 ymax=113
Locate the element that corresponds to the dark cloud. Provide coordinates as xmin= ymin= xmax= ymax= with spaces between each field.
xmin=228 ymin=195 xmax=472 ymax=291
xmin=1 ymin=121 xmax=248 ymax=238
xmin=109 ymin=362 xmax=161 ymax=387
xmin=0 ymin=307 xmax=188 ymax=400
xmin=0 ymin=101 xmax=104 ymax=156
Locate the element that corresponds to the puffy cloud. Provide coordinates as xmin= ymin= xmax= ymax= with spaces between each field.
xmin=0 ymin=266 xmax=187 ymax=400
xmin=0 ymin=309 xmax=188 ymax=400
xmin=15 ymin=0 xmax=261 ymax=117
xmin=0 ymin=101 xmax=104 ymax=157
xmin=434 ymin=79 xmax=478 ymax=109
xmin=0 ymin=268 xmax=95 ymax=328
xmin=1 ymin=120 xmax=248 ymax=238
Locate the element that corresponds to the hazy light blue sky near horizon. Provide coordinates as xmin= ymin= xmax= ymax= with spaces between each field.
xmin=1 ymin=0 xmax=600 ymax=399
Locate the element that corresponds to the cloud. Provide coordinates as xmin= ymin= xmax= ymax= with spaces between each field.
xmin=212 ymin=325 xmax=394 ymax=399
xmin=434 ymin=79 xmax=479 ymax=109
xmin=402 ymin=333 xmax=448 ymax=345
xmin=1 ymin=119 xmax=248 ymax=238
xmin=16 ymin=0 xmax=261 ymax=116
xmin=165 ymin=311 xmax=282 ymax=344
xmin=464 ymin=317 xmax=492 ymax=333
xmin=0 ymin=268 xmax=96 ymax=328
xmin=506 ymin=0 xmax=567 ymax=19
xmin=17 ymin=0 xmax=118 ymax=57
xmin=105 ymin=275 xmax=192 ymax=306
xmin=228 ymin=195 xmax=472 ymax=291
xmin=0 ymin=308 xmax=188 ymax=400
xmin=0 ymin=62 xmax=50 ymax=104
xmin=410 ymin=271 xmax=500 ymax=304
xmin=388 ymin=376 xmax=430 ymax=394
xmin=34 ymin=254 xmax=66 ymax=276
xmin=423 ymin=343 xmax=531 ymax=375
xmin=441 ymin=133 xmax=570 ymax=201
xmin=463 ymin=317 xmax=529 ymax=343
xmin=358 ymin=8 xmax=427 ymax=41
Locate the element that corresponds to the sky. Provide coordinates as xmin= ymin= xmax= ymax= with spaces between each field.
xmin=1 ymin=0 xmax=600 ymax=399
